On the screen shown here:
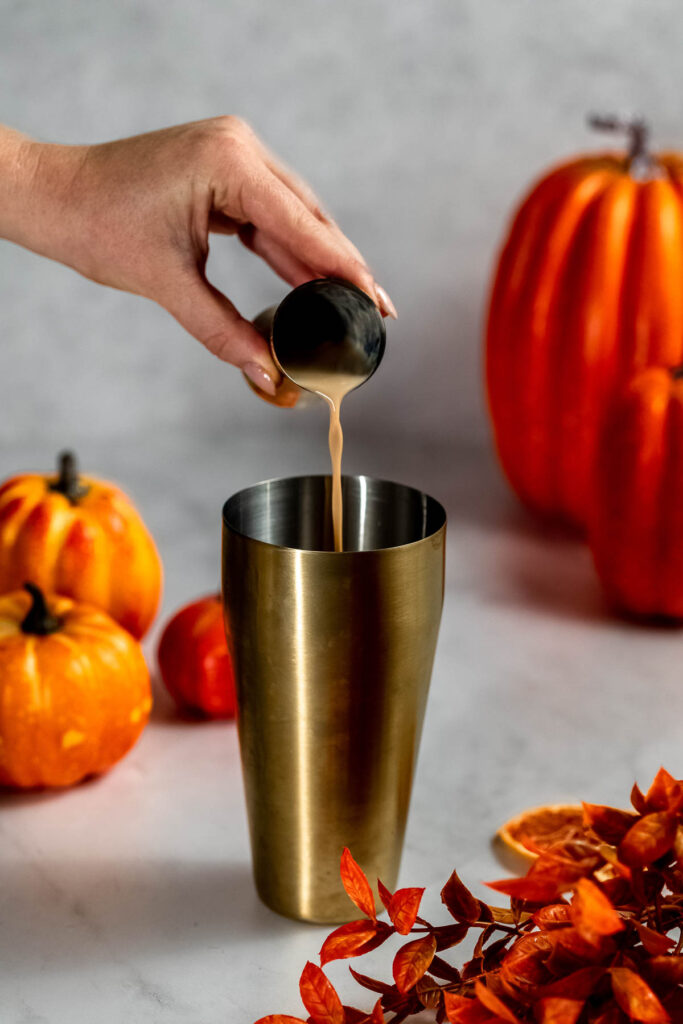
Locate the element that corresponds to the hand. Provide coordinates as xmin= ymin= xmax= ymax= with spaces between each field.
xmin=0 ymin=118 xmax=396 ymax=395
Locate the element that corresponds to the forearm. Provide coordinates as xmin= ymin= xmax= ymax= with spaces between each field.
xmin=0 ymin=125 xmax=87 ymax=265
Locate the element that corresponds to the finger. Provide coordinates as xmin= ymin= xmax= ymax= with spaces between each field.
xmin=160 ymin=269 xmax=281 ymax=392
xmin=259 ymin=147 xmax=374 ymax=274
xmin=238 ymin=224 xmax=316 ymax=287
xmin=227 ymin=166 xmax=379 ymax=303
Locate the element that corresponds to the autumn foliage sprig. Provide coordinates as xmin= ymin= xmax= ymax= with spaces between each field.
xmin=255 ymin=768 xmax=683 ymax=1024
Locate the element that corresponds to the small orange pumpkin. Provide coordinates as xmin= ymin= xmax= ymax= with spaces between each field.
xmin=0 ymin=584 xmax=151 ymax=787
xmin=0 ymin=451 xmax=162 ymax=638
xmin=157 ymin=593 xmax=236 ymax=718
xmin=589 ymin=365 xmax=683 ymax=618
xmin=486 ymin=116 xmax=683 ymax=528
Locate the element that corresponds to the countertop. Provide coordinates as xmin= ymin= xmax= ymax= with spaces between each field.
xmin=2 ymin=426 xmax=682 ymax=1023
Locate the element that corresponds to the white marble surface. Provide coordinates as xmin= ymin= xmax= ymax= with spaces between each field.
xmin=1 ymin=426 xmax=683 ymax=1023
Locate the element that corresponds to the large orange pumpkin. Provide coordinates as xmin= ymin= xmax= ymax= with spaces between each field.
xmin=0 ymin=584 xmax=151 ymax=787
xmin=0 ymin=451 xmax=162 ymax=638
xmin=589 ymin=365 xmax=683 ymax=619
xmin=486 ymin=116 xmax=683 ymax=528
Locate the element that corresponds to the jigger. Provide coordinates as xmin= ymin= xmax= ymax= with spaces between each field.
xmin=222 ymin=474 xmax=446 ymax=923
xmin=271 ymin=277 xmax=386 ymax=395
xmin=246 ymin=278 xmax=386 ymax=406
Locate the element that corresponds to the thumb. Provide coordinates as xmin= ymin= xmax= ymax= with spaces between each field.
xmin=161 ymin=271 xmax=280 ymax=394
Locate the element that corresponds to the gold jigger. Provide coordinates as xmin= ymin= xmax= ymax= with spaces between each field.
xmin=222 ymin=475 xmax=446 ymax=923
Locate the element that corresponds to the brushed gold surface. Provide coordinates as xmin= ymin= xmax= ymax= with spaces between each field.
xmin=223 ymin=477 xmax=445 ymax=923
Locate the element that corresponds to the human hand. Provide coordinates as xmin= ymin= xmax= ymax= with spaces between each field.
xmin=0 ymin=118 xmax=396 ymax=395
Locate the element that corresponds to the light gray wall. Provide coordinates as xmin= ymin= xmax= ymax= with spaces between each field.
xmin=1 ymin=0 xmax=681 ymax=459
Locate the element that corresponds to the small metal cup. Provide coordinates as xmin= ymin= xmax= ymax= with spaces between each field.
xmin=222 ymin=475 xmax=446 ymax=923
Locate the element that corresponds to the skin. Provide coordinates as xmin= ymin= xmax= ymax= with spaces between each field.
xmin=0 ymin=117 xmax=396 ymax=395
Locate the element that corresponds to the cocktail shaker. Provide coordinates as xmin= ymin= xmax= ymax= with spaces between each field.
xmin=222 ymin=474 xmax=446 ymax=923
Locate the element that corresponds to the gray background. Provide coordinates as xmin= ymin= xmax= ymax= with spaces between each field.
xmin=0 ymin=0 xmax=681 ymax=598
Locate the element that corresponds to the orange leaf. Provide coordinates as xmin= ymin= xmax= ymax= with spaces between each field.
xmin=534 ymin=997 xmax=584 ymax=1024
xmin=387 ymin=887 xmax=424 ymax=935
xmin=541 ymin=967 xmax=605 ymax=1000
xmin=254 ymin=1018 xmax=308 ymax=1024
xmin=340 ymin=849 xmax=376 ymax=921
xmin=366 ymin=998 xmax=384 ymax=1023
xmin=377 ymin=878 xmax=393 ymax=914
xmin=582 ymin=803 xmax=638 ymax=845
xmin=532 ymin=904 xmax=571 ymax=928
xmin=674 ymin=825 xmax=683 ymax=870
xmin=645 ymin=768 xmax=683 ymax=814
xmin=392 ymin=933 xmax=437 ymax=994
xmin=443 ymin=992 xmax=492 ymax=1023
xmin=441 ymin=869 xmax=481 ymax=922
xmin=569 ymin=879 xmax=624 ymax=941
xmin=610 ymin=967 xmax=670 ymax=1023
xmin=299 ymin=962 xmax=344 ymax=1024
xmin=618 ymin=812 xmax=677 ymax=867
xmin=319 ymin=920 xmax=379 ymax=966
xmin=474 ymin=979 xmax=520 ymax=1023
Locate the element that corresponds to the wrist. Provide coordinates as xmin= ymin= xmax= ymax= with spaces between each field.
xmin=0 ymin=126 xmax=89 ymax=266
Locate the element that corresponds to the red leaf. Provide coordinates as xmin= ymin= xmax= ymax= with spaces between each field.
xmin=387 ymin=887 xmax=424 ymax=935
xmin=631 ymin=783 xmax=647 ymax=813
xmin=618 ymin=813 xmax=677 ymax=868
xmin=319 ymin=920 xmax=379 ymax=966
xmin=645 ymin=768 xmax=683 ymax=814
xmin=645 ymin=955 xmax=683 ymax=987
xmin=299 ymin=963 xmax=344 ymax=1024
xmin=434 ymin=922 xmax=470 ymax=951
xmin=582 ymin=803 xmax=638 ymax=845
xmin=569 ymin=879 xmax=624 ymax=941
xmin=610 ymin=967 xmax=670 ymax=1023
xmin=441 ymin=869 xmax=481 ymax=922
xmin=534 ymin=998 xmax=584 ymax=1024
xmin=392 ymin=933 xmax=437 ymax=994
xmin=632 ymin=920 xmax=676 ymax=956
xmin=474 ymin=979 xmax=520 ymax=1023
xmin=442 ymin=992 xmax=492 ymax=1023
xmin=340 ymin=849 xmax=376 ymax=922
xmin=348 ymin=967 xmax=394 ymax=996
xmin=254 ymin=1018 xmax=308 ymax=1024
xmin=377 ymin=878 xmax=393 ymax=914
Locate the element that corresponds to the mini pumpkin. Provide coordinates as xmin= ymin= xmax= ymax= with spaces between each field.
xmin=486 ymin=116 xmax=683 ymax=528
xmin=0 ymin=451 xmax=162 ymax=638
xmin=0 ymin=583 xmax=152 ymax=788
xmin=157 ymin=593 xmax=236 ymax=718
xmin=589 ymin=365 xmax=683 ymax=619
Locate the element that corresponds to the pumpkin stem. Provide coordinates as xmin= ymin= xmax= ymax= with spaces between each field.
xmin=588 ymin=114 xmax=652 ymax=178
xmin=21 ymin=582 xmax=62 ymax=636
xmin=49 ymin=450 xmax=90 ymax=504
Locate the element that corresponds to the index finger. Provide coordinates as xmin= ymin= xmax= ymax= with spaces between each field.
xmin=233 ymin=166 xmax=380 ymax=305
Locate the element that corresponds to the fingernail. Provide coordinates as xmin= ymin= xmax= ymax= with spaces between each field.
xmin=243 ymin=362 xmax=277 ymax=396
xmin=375 ymin=284 xmax=398 ymax=320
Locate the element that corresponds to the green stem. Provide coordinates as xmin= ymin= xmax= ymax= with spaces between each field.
xmin=21 ymin=582 xmax=62 ymax=636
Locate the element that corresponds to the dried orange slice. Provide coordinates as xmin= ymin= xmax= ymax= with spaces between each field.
xmin=497 ymin=804 xmax=588 ymax=861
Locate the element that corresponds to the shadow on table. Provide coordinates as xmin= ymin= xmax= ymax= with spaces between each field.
xmin=0 ymin=855 xmax=303 ymax=976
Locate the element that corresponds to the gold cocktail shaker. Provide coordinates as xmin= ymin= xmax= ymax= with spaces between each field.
xmin=222 ymin=474 xmax=446 ymax=923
